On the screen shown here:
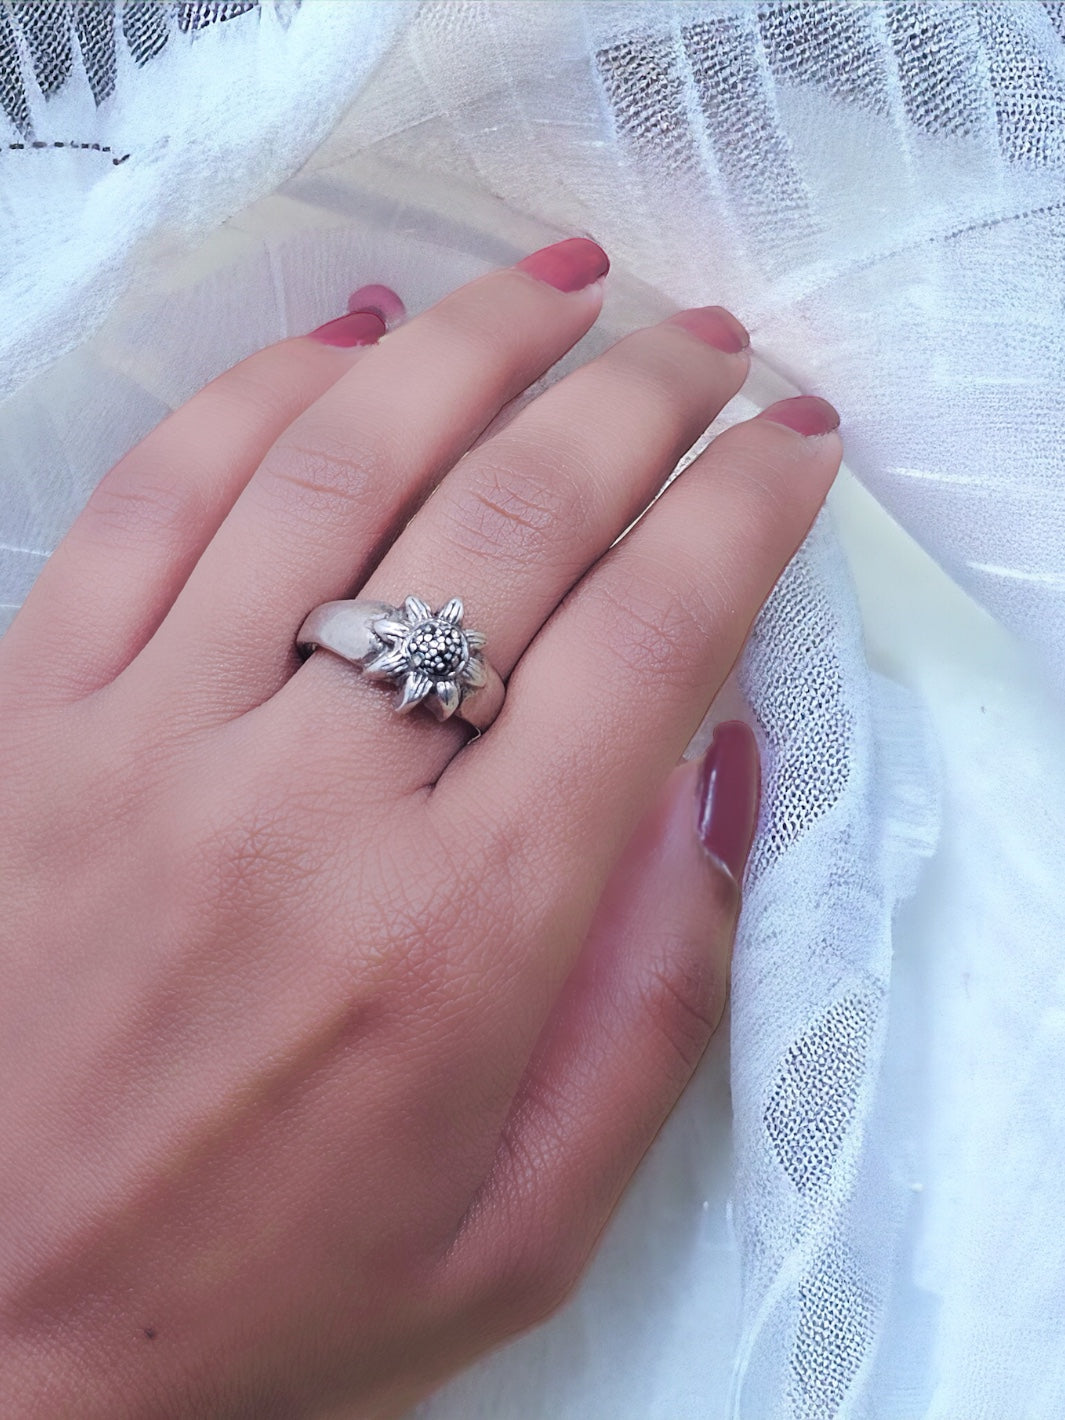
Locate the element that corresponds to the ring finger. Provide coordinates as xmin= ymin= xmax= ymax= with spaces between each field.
xmin=273 ymin=303 xmax=751 ymax=786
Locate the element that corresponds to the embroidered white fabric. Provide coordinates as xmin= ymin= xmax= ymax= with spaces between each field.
xmin=2 ymin=3 xmax=1064 ymax=1416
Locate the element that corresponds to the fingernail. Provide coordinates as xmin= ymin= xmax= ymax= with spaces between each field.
xmin=756 ymin=395 xmax=840 ymax=437
xmin=665 ymin=305 xmax=749 ymax=354
xmin=514 ymin=237 xmax=610 ymax=292
xmin=346 ymin=284 xmax=406 ymax=328
xmin=307 ymin=310 xmax=387 ymax=347
xmin=696 ymin=721 xmax=761 ymax=884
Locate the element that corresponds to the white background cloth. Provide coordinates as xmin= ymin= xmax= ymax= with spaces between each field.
xmin=2 ymin=3 xmax=1064 ymax=1416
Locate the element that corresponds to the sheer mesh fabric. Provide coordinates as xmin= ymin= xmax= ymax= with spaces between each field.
xmin=1 ymin=5 xmax=1062 ymax=1417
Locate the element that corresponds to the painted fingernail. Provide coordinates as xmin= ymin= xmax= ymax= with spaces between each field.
xmin=666 ymin=305 xmax=749 ymax=354
xmin=307 ymin=310 xmax=387 ymax=347
xmin=696 ymin=721 xmax=761 ymax=884
xmin=346 ymin=284 xmax=406 ymax=328
xmin=756 ymin=395 xmax=840 ymax=437
xmin=514 ymin=237 xmax=610 ymax=292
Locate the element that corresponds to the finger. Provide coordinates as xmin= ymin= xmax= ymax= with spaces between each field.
xmin=441 ymin=725 xmax=760 ymax=1332
xmin=135 ymin=239 xmax=611 ymax=721
xmin=275 ymin=305 xmax=750 ymax=784
xmin=343 ymin=283 xmax=407 ymax=328
xmin=438 ymin=397 xmax=839 ymax=1013
xmin=2 ymin=306 xmax=390 ymax=701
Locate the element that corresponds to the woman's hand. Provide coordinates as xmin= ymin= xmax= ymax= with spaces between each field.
xmin=0 ymin=239 xmax=840 ymax=1418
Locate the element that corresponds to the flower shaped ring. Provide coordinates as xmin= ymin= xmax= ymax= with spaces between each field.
xmin=364 ymin=596 xmax=488 ymax=720
xmin=296 ymin=594 xmax=505 ymax=732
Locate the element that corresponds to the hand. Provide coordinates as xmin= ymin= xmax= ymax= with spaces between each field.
xmin=0 ymin=238 xmax=840 ymax=1418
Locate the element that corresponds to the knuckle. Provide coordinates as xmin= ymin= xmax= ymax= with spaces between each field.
xmin=577 ymin=559 xmax=718 ymax=691
xmin=378 ymin=866 xmax=483 ymax=984
xmin=729 ymin=449 xmax=795 ymax=528
xmin=440 ymin=453 xmax=595 ymax=569
xmin=431 ymin=297 xmax=507 ymax=365
xmin=82 ymin=467 xmax=204 ymax=547
xmin=424 ymin=281 xmax=535 ymax=380
xmin=211 ymin=358 xmax=298 ymax=427
xmin=458 ymin=798 xmax=554 ymax=946
xmin=0 ymin=711 xmax=92 ymax=872
xmin=598 ymin=338 xmax=702 ymax=428
xmin=639 ymin=943 xmax=729 ymax=1078
xmin=199 ymin=802 xmax=303 ymax=908
xmin=714 ymin=425 xmax=816 ymax=533
xmin=255 ymin=421 xmax=395 ymax=526
xmin=178 ymin=772 xmax=336 ymax=930
xmin=383 ymin=810 xmax=524 ymax=991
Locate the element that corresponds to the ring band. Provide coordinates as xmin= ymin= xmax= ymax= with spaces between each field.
xmin=296 ymin=596 xmax=505 ymax=732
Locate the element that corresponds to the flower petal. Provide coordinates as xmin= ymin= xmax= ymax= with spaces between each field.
xmin=403 ymin=595 xmax=432 ymax=623
xmin=463 ymin=656 xmax=489 ymax=689
xmin=439 ymin=597 xmax=464 ymax=625
xmin=434 ymin=679 xmax=463 ymax=718
xmin=395 ymin=670 xmax=433 ymax=712
xmin=363 ymin=647 xmax=408 ymax=679
xmin=371 ymin=617 xmax=411 ymax=642
xmin=464 ymin=628 xmax=487 ymax=650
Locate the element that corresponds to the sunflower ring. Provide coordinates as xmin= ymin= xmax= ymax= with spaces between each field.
xmin=296 ymin=596 xmax=505 ymax=732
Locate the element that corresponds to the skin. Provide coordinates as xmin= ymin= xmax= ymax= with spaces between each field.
xmin=0 ymin=250 xmax=842 ymax=1418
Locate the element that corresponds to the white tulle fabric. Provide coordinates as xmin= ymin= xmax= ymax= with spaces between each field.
xmin=2 ymin=3 xmax=1064 ymax=1416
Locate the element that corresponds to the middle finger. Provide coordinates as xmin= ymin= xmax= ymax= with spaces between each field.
xmin=132 ymin=238 xmax=611 ymax=722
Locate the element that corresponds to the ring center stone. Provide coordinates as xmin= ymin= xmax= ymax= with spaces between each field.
xmin=406 ymin=619 xmax=466 ymax=679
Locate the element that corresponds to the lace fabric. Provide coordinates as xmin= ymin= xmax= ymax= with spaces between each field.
xmin=1 ymin=4 xmax=1062 ymax=1416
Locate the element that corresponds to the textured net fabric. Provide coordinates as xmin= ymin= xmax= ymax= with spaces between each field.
xmin=0 ymin=0 xmax=412 ymax=413
xmin=0 ymin=2 xmax=288 ymax=127
xmin=1 ymin=3 xmax=1063 ymax=1417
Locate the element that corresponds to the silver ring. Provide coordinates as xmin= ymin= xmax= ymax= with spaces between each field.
xmin=296 ymin=595 xmax=505 ymax=732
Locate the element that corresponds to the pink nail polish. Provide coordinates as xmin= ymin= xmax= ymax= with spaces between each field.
xmin=346 ymin=284 xmax=406 ymax=328
xmin=514 ymin=237 xmax=610 ymax=292
xmin=666 ymin=306 xmax=750 ymax=354
xmin=756 ymin=395 xmax=840 ymax=437
xmin=307 ymin=310 xmax=387 ymax=348
xmin=696 ymin=721 xmax=761 ymax=883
